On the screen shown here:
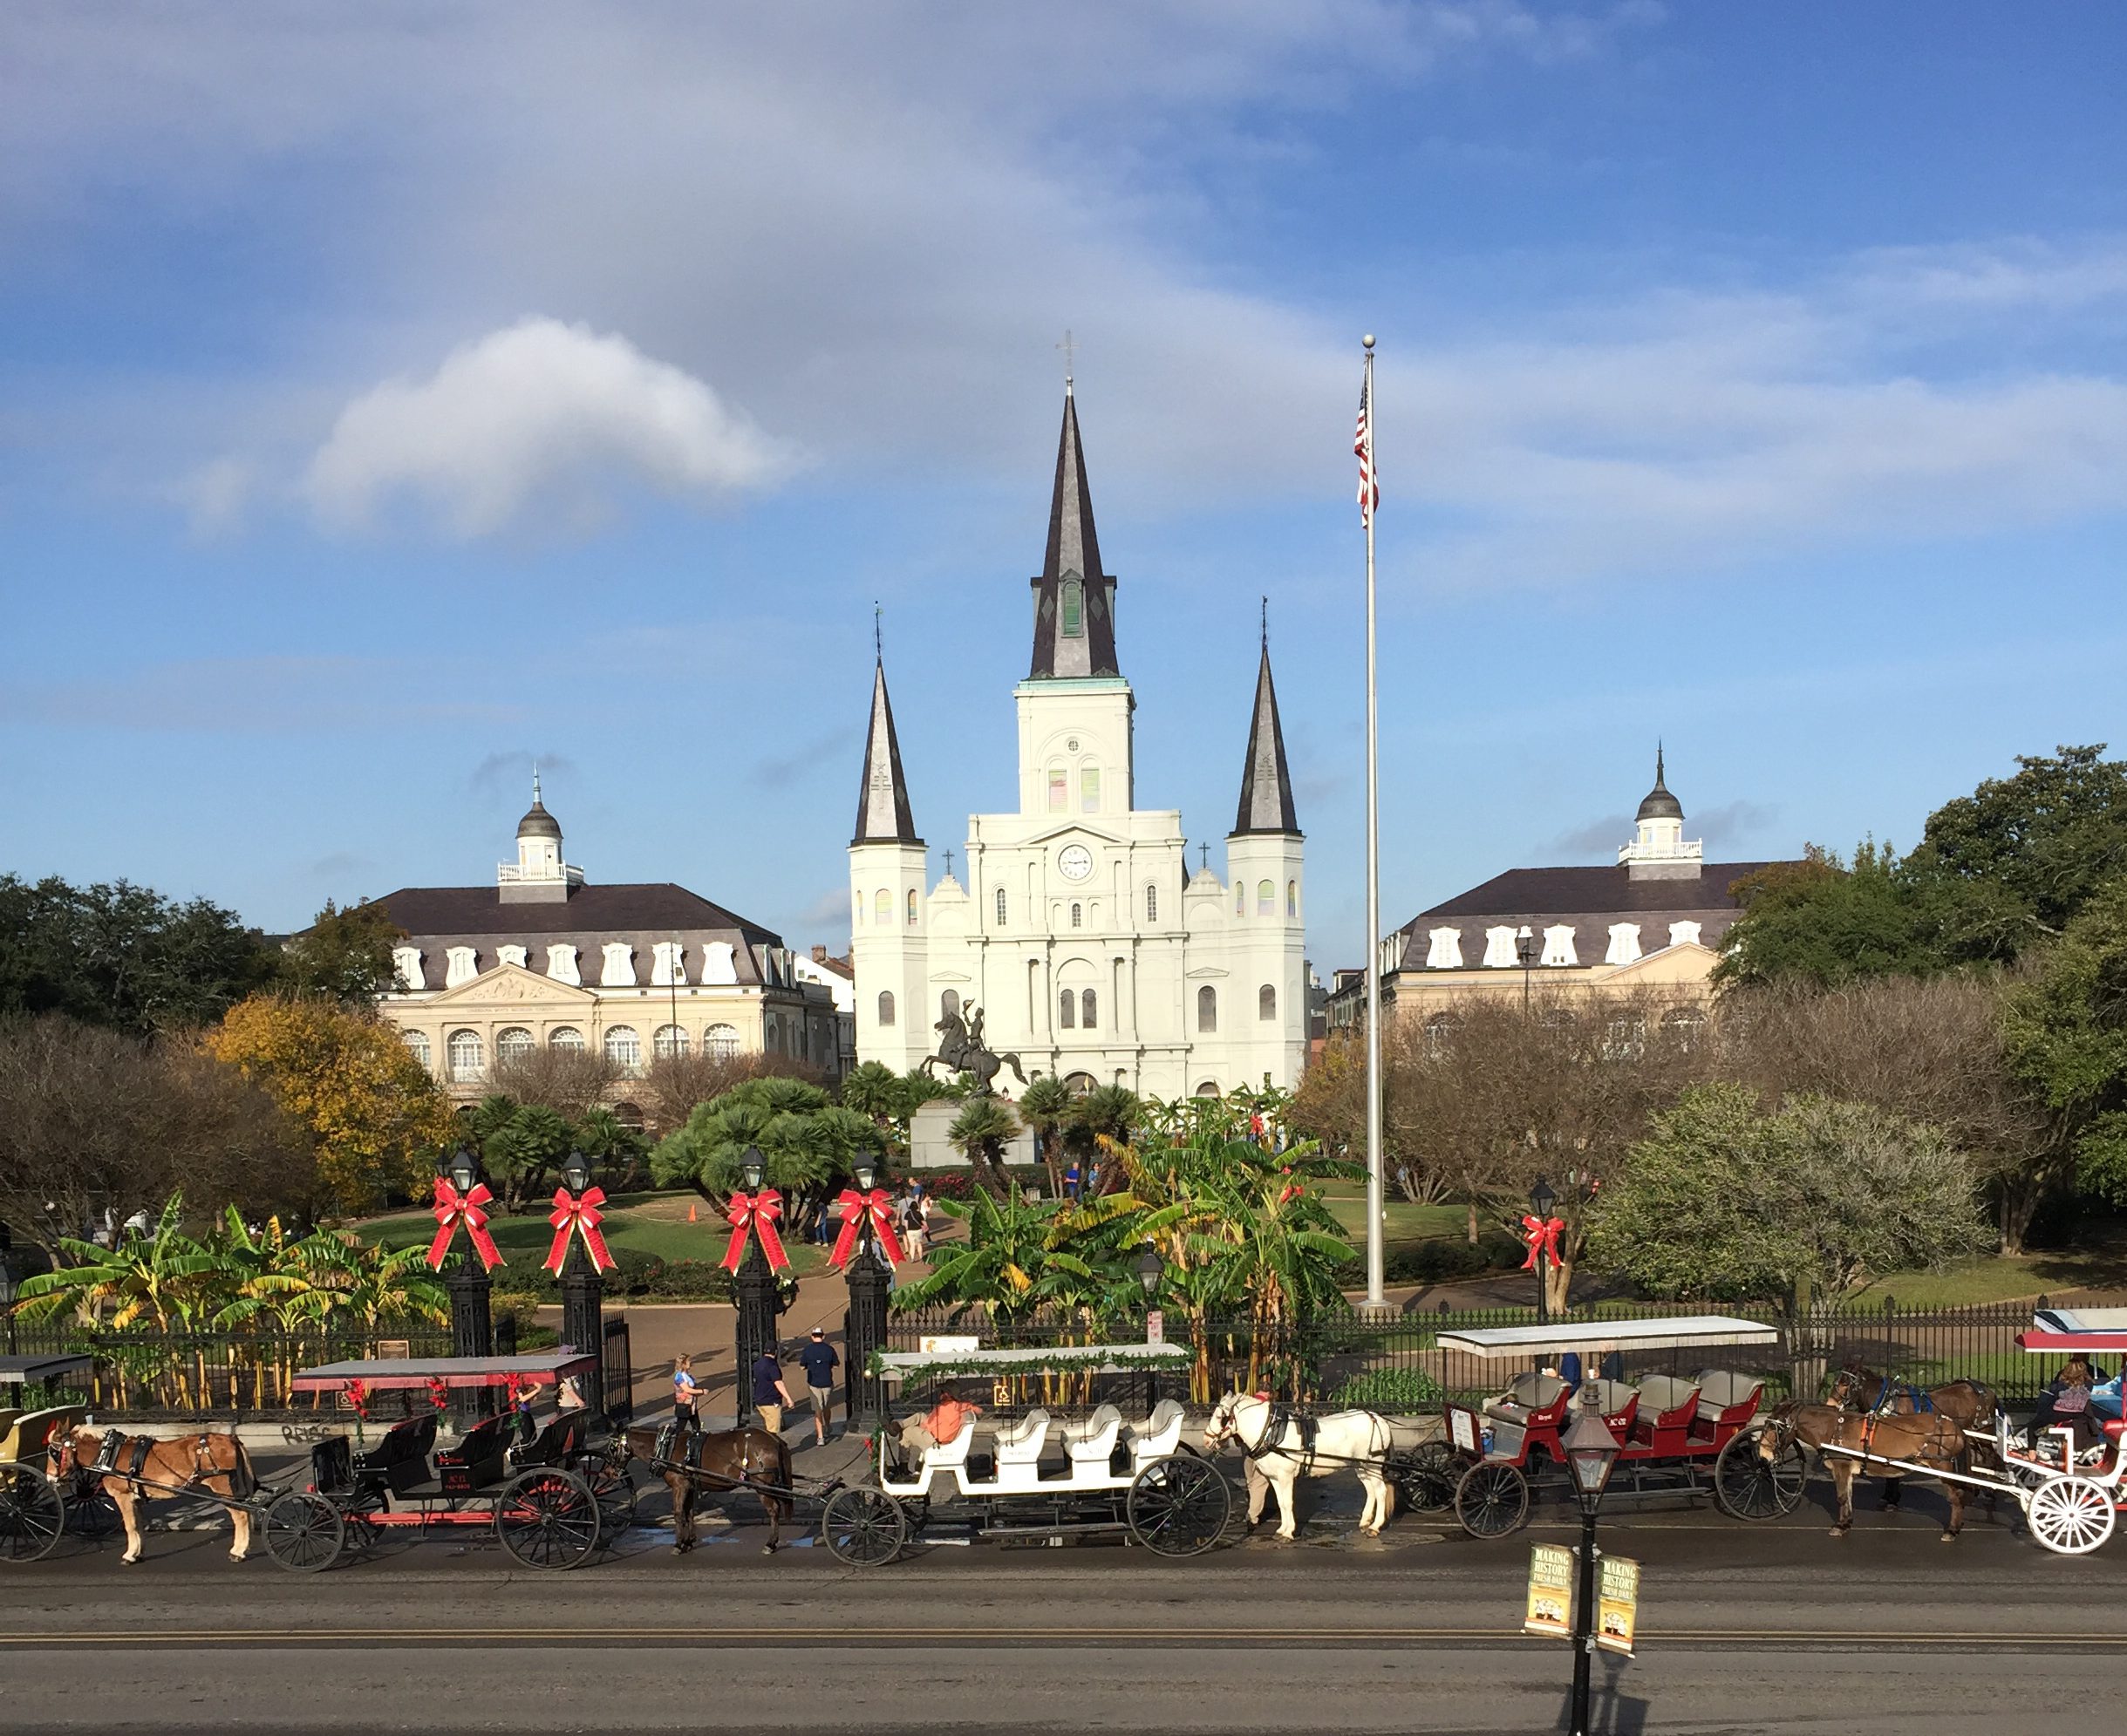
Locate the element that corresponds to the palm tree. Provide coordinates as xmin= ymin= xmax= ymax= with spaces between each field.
xmin=1017 ymin=1074 xmax=1073 ymax=1195
xmin=947 ymin=1097 xmax=1021 ymax=1199
xmin=13 ymin=1195 xmax=219 ymax=1332
xmin=1071 ymin=1084 xmax=1142 ymax=1189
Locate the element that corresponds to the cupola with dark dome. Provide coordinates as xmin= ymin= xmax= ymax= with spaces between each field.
xmin=1619 ymin=745 xmax=1700 ymax=881
xmin=501 ymin=768 xmax=583 ymax=902
xmin=1636 ymin=745 xmax=1684 ymax=822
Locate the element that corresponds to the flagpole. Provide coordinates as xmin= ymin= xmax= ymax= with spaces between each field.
xmin=1361 ymin=333 xmax=1385 ymax=1312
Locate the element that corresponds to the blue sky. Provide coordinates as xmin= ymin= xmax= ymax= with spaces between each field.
xmin=2 ymin=3 xmax=2122 ymax=969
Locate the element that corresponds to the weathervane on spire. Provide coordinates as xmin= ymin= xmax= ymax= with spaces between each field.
xmin=874 ymin=601 xmax=883 ymax=661
xmin=1261 ymin=595 xmax=1268 ymax=649
xmin=1057 ymin=329 xmax=1075 ymax=391
xmin=532 ymin=761 xmax=542 ymax=804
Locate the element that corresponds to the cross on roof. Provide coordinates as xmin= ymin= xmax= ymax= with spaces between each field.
xmin=1057 ymin=328 xmax=1075 ymax=386
xmin=943 ymin=848 xmax=955 ymax=877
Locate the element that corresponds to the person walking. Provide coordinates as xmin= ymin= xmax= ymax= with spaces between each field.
xmin=798 ymin=1326 xmax=840 ymax=1447
xmin=751 ymin=1346 xmax=794 ymax=1436
xmin=903 ymin=1192 xmax=927 ymax=1263
xmin=672 ymin=1353 xmax=700 ymax=1428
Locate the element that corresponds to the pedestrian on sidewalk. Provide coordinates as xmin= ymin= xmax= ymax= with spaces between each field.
xmin=903 ymin=1191 xmax=927 ymax=1263
xmin=798 ymin=1326 xmax=840 ymax=1446
xmin=751 ymin=1347 xmax=794 ymax=1436
xmin=672 ymin=1353 xmax=700 ymax=1428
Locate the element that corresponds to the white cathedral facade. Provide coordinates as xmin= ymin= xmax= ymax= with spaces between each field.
xmin=848 ymin=384 xmax=1307 ymax=1099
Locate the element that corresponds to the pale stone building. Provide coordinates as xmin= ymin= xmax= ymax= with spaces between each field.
xmin=847 ymin=384 xmax=1308 ymax=1099
xmin=376 ymin=779 xmax=842 ymax=1112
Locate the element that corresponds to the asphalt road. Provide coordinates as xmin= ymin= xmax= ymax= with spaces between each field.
xmin=7 ymin=1482 xmax=2103 ymax=1734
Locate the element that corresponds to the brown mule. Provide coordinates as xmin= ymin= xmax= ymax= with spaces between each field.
xmin=1828 ymin=1365 xmax=2001 ymax=1512
xmin=623 ymin=1422 xmax=794 ymax=1555
xmin=51 ymin=1426 xmax=256 ymax=1565
xmin=1761 ymin=1402 xmax=1973 ymax=1542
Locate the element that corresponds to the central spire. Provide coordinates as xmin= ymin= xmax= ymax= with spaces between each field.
xmin=1028 ymin=385 xmax=1120 ymax=680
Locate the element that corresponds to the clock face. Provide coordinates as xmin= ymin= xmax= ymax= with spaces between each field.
xmin=1058 ymin=845 xmax=1094 ymax=882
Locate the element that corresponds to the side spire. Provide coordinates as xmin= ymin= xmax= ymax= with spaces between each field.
xmin=1028 ymin=383 xmax=1120 ymax=680
xmin=1231 ymin=627 xmax=1300 ymax=838
xmin=852 ymin=650 xmax=923 ymax=848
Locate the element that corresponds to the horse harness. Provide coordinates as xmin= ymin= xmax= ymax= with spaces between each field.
xmin=83 ymin=1429 xmax=229 ymax=1489
xmin=1231 ymin=1396 xmax=1386 ymax=1473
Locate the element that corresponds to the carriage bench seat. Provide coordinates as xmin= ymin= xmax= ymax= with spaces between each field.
xmin=3 ymin=1406 xmax=86 ymax=1468
xmin=1692 ymin=1371 xmax=1764 ymax=1432
xmin=1126 ymin=1400 xmax=1186 ymax=1467
xmin=992 ymin=1409 xmax=1051 ymax=1479
xmin=1483 ymin=1373 xmax=1567 ymax=1427
xmin=512 ymin=1412 xmax=585 ymax=1472
xmin=1580 ymin=1379 xmax=1640 ymax=1440
xmin=435 ymin=1414 xmax=511 ymax=1494
xmin=1631 ymin=1376 xmax=1701 ymax=1446
xmin=1064 ymin=1406 xmax=1122 ymax=1473
xmin=353 ymin=1413 xmax=439 ymax=1497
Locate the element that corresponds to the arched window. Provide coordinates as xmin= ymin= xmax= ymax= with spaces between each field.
xmin=995 ymin=886 xmax=1007 ymax=924
xmin=1257 ymin=879 xmax=1274 ymax=916
xmin=1059 ymin=989 xmax=1076 ymax=1030
xmin=1235 ymin=883 xmax=1244 ymax=916
xmin=549 ymin=1026 xmax=585 ymax=1052
xmin=447 ymin=1029 xmax=483 ymax=1082
xmin=877 ymin=991 xmax=896 ymax=1026
xmin=1423 ymin=1013 xmax=1459 ymax=1059
xmin=603 ymin=1026 xmax=642 ymax=1073
xmin=1071 ymin=903 xmax=1082 ymax=929
xmin=401 ymin=1029 xmax=432 ymax=1068
xmin=1048 ymin=766 xmax=1067 ymax=813
xmin=1080 ymin=987 xmax=1097 ymax=1029
xmin=1145 ymin=883 xmax=1158 ymax=923
xmin=1286 ymin=880 xmax=1299 ymax=918
xmin=1662 ymin=1005 xmax=1707 ymax=1051
xmin=1060 ymin=576 xmax=1084 ymax=637
xmin=705 ymin=1024 xmax=740 ymax=1059
xmin=1194 ymin=1079 xmax=1220 ymax=1099
xmin=941 ymin=990 xmax=960 ymax=1020
xmin=653 ymin=1024 xmax=688 ymax=1059
xmin=1258 ymin=985 xmax=1277 ymax=1021
xmin=906 ymin=888 xmax=918 ymax=925
xmin=854 ymin=890 xmax=863 ymax=926
xmin=494 ymin=1026 xmax=534 ymax=1065
xmin=764 ymin=1013 xmax=781 ymax=1053
xmin=874 ymin=888 xmax=891 ymax=923
xmin=1080 ymin=766 xmax=1101 ymax=812
xmin=1196 ymin=985 xmax=1217 ymax=1032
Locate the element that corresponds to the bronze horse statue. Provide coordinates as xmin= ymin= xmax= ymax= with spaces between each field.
xmin=51 ymin=1426 xmax=256 ymax=1565
xmin=1760 ymin=1401 xmax=1974 ymax=1542
xmin=620 ymin=1420 xmax=795 ymax=1555
xmin=919 ymin=1006 xmax=1026 ymax=1096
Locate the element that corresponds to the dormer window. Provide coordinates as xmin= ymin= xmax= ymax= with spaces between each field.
xmin=601 ymin=943 xmax=637 ymax=986
xmin=1482 ymin=927 xmax=1517 ymax=968
xmin=651 ymin=942 xmax=687 ymax=986
xmin=1541 ymin=925 xmax=1578 ymax=968
xmin=445 ymin=947 xmax=479 ymax=988
xmin=392 ymin=946 xmax=425 ymax=991
xmin=1605 ymin=923 xmax=1642 ymax=966
xmin=1668 ymin=920 xmax=1703 ymax=950
xmin=1060 ymin=577 xmax=1084 ymax=637
xmin=1424 ymin=927 xmax=1462 ymax=970
xmin=497 ymin=944 xmax=528 ymax=970
xmin=548 ymin=944 xmax=580 ymax=985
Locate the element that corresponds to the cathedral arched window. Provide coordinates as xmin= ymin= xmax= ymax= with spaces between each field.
xmin=1048 ymin=766 xmax=1067 ymax=813
xmin=1257 ymin=879 xmax=1274 ymax=916
xmin=877 ymin=991 xmax=896 ymax=1026
xmin=1059 ymin=989 xmax=1076 ymax=1029
xmin=1071 ymin=903 xmax=1082 ymax=929
xmin=1145 ymin=884 xmax=1157 ymax=923
xmin=906 ymin=888 xmax=918 ymax=924
xmin=854 ymin=890 xmax=863 ymax=926
xmin=1080 ymin=766 xmax=1101 ymax=813
xmin=941 ymin=990 xmax=960 ymax=1021
xmin=1258 ymin=985 xmax=1277 ymax=1021
xmin=447 ymin=1029 xmax=484 ymax=1082
xmin=995 ymin=886 xmax=1007 ymax=924
xmin=874 ymin=888 xmax=891 ymax=923
xmin=1060 ymin=577 xmax=1084 ymax=637
xmin=494 ymin=1027 xmax=534 ymax=1065
xmin=1235 ymin=884 xmax=1244 ymax=916
xmin=1080 ymin=988 xmax=1096 ymax=1029
xmin=1196 ymin=986 xmax=1217 ymax=1032
xmin=1286 ymin=880 xmax=1299 ymax=918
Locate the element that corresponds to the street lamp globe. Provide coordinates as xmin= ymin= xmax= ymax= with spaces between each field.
xmin=1530 ymin=1176 xmax=1557 ymax=1221
xmin=1135 ymin=1245 xmax=1166 ymax=1297
xmin=740 ymin=1147 xmax=766 ymax=1191
xmin=853 ymin=1154 xmax=878 ymax=1192
xmin=1515 ymin=924 xmax=1540 ymax=969
xmin=447 ymin=1147 xmax=480 ymax=1196
xmin=1562 ymin=1392 xmax=1621 ymax=1518
xmin=561 ymin=1150 xmax=592 ymax=1195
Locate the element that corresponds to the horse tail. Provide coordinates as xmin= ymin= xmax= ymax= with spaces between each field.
xmin=1001 ymin=1052 xmax=1027 ymax=1085
xmin=229 ymin=1434 xmax=258 ymax=1501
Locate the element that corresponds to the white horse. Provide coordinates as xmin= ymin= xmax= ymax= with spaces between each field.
xmin=1203 ymin=1392 xmax=1395 ymax=1539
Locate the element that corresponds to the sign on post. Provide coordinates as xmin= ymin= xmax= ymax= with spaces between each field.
xmin=1145 ymin=1310 xmax=1165 ymax=1345
xmin=1524 ymin=1543 xmax=1572 ymax=1639
xmin=1596 ymin=1554 xmax=1640 ymax=1655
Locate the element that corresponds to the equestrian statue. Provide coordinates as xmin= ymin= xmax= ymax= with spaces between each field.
xmin=919 ymin=1005 xmax=1026 ymax=1096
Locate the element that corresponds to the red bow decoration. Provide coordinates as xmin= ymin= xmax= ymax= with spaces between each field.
xmin=827 ymin=1187 xmax=902 ymax=1270
xmin=544 ymin=1184 xmax=616 ymax=1275
xmin=345 ymin=1379 xmax=371 ymax=1421
xmin=722 ymin=1188 xmax=791 ymax=1273
xmin=425 ymin=1376 xmax=449 ymax=1413
xmin=427 ymin=1176 xmax=504 ymax=1271
xmin=1520 ymin=1214 xmax=1565 ymax=1270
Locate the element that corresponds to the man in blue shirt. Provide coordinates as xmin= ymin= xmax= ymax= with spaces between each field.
xmin=797 ymin=1327 xmax=840 ymax=1446
xmin=751 ymin=1348 xmax=794 ymax=1435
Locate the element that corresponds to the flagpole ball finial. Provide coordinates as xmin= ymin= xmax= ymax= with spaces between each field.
xmin=1362 ymin=332 xmax=1375 ymax=350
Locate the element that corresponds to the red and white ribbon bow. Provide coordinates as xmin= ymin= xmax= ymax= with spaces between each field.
xmin=827 ymin=1187 xmax=901 ymax=1270
xmin=544 ymin=1184 xmax=615 ymax=1275
xmin=427 ymin=1176 xmax=504 ymax=1271
xmin=722 ymin=1188 xmax=790 ymax=1272
xmin=1520 ymin=1214 xmax=1565 ymax=1270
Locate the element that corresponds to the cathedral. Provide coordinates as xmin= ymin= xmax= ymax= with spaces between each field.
xmin=847 ymin=383 xmax=1307 ymax=1099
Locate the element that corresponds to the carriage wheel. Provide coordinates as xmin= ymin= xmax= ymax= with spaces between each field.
xmin=820 ymin=1486 xmax=907 ymax=1567
xmin=1128 ymin=1454 xmax=1232 ymax=1558
xmin=64 ymin=1485 xmax=121 ymax=1538
xmin=0 ymin=1465 xmax=65 ymax=1562
xmin=1714 ymin=1429 xmax=1807 ymax=1521
xmin=1453 ymin=1462 xmax=1530 ymax=1539
xmin=263 ymin=1490 xmax=346 ymax=1573
xmin=1392 ymin=1442 xmax=1460 ymax=1515
xmin=585 ymin=1459 xmax=637 ymax=1535
xmin=494 ymin=1470 xmax=601 ymax=1570
xmin=2026 ymin=1476 xmax=2117 ymax=1556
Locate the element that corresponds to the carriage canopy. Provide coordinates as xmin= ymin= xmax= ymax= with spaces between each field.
xmin=871 ymin=1344 xmax=1192 ymax=1385
xmin=0 ymin=1353 xmax=93 ymax=1386
xmin=2017 ymin=1307 xmax=2127 ymax=1355
xmin=290 ymin=1352 xmax=598 ymax=1392
xmin=1433 ymin=1316 xmax=1781 ymax=1359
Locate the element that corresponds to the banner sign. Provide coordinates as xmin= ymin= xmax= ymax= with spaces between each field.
xmin=1524 ymin=1544 xmax=1573 ymax=1639
xmin=1597 ymin=1554 xmax=1640 ymax=1655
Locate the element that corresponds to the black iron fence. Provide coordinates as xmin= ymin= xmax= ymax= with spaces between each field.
xmin=888 ymin=1295 xmax=2103 ymax=1414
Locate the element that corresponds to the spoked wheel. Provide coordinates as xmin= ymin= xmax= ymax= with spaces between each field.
xmin=1128 ymin=1453 xmax=1232 ymax=1558
xmin=1453 ymin=1461 xmax=1530 ymax=1539
xmin=1715 ymin=1428 xmax=1807 ymax=1521
xmin=262 ymin=1490 xmax=346 ymax=1573
xmin=63 ymin=1484 xmax=122 ymax=1538
xmin=1391 ymin=1442 xmax=1461 ymax=1515
xmin=584 ymin=1459 xmax=637 ymax=1536
xmin=820 ymin=1486 xmax=908 ymax=1567
xmin=0 ymin=1465 xmax=65 ymax=1562
xmin=2026 ymin=1476 xmax=2117 ymax=1556
xmin=494 ymin=1470 xmax=601 ymax=1569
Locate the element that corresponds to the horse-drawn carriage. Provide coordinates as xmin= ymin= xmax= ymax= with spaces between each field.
xmin=0 ymin=1357 xmax=96 ymax=1562
xmin=816 ymin=1344 xmax=1232 ymax=1566
xmin=1386 ymin=1316 xmax=1786 ymax=1537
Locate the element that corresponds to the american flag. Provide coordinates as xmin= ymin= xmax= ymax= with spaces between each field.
xmin=1354 ymin=374 xmax=1377 ymax=525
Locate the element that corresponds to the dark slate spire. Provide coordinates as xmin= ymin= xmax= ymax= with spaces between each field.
xmin=1028 ymin=384 xmax=1121 ymax=679
xmin=1231 ymin=629 xmax=1300 ymax=838
xmin=1636 ymin=742 xmax=1682 ymax=821
xmin=852 ymin=657 xmax=923 ymax=847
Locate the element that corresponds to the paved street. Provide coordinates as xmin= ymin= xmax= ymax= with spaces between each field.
xmin=8 ymin=1480 xmax=2108 ymax=1734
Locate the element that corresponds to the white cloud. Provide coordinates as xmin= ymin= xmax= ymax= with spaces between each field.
xmin=303 ymin=317 xmax=793 ymax=535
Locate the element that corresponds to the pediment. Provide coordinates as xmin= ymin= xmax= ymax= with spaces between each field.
xmin=1022 ymin=821 xmax=1128 ymax=849
xmin=1183 ymin=964 xmax=1231 ymax=980
xmin=1604 ymin=941 xmax=1718 ymax=982
xmin=428 ymin=962 xmax=599 ymax=1008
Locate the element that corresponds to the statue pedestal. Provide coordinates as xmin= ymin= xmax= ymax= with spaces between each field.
xmin=908 ymin=1098 xmax=1039 ymax=1171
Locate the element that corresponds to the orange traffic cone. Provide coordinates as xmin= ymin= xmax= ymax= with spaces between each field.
xmin=687 ymin=1201 xmax=698 ymax=1222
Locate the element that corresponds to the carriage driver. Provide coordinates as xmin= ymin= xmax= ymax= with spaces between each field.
xmin=897 ymin=1385 xmax=983 ymax=1462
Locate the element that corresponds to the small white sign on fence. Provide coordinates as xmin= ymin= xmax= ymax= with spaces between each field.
xmin=917 ymin=1334 xmax=982 ymax=1354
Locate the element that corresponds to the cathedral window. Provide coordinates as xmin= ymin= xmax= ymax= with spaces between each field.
xmin=1257 ymin=879 xmax=1274 ymax=916
xmin=875 ymin=888 xmax=890 ymax=923
xmin=706 ymin=1024 xmax=740 ymax=1059
xmin=445 ymin=947 xmax=479 ymax=988
xmin=941 ymin=990 xmax=960 ymax=1020
xmin=765 ymin=1013 xmax=781 ymax=1053
xmin=447 ymin=1029 xmax=484 ymax=1082
xmin=604 ymin=1026 xmax=642 ymax=1073
xmin=1059 ymin=990 xmax=1076 ymax=1029
xmin=1286 ymin=881 xmax=1299 ymax=918
xmin=1080 ymin=988 xmax=1097 ymax=1028
xmin=495 ymin=1027 xmax=534 ymax=1065
xmin=1145 ymin=884 xmax=1157 ymax=923
xmin=1605 ymin=923 xmax=1642 ymax=966
xmin=549 ymin=1026 xmax=585 ymax=1052
xmin=1258 ymin=985 xmax=1277 ymax=1021
xmin=854 ymin=890 xmax=863 ymax=925
xmin=653 ymin=1025 xmax=689 ymax=1059
xmin=995 ymin=887 xmax=1007 ymax=924
xmin=1236 ymin=884 xmax=1244 ymax=916
xmin=401 ymin=1029 xmax=431 ymax=1068
xmin=1196 ymin=985 xmax=1217 ymax=1032
xmin=1048 ymin=766 xmax=1067 ymax=813
xmin=1071 ymin=903 xmax=1082 ymax=929
xmin=1541 ymin=925 xmax=1578 ymax=968
xmin=1060 ymin=577 xmax=1083 ymax=637
xmin=877 ymin=991 xmax=896 ymax=1026
xmin=1194 ymin=1079 xmax=1220 ymax=1098
xmin=1081 ymin=766 xmax=1101 ymax=812
xmin=906 ymin=888 xmax=918 ymax=925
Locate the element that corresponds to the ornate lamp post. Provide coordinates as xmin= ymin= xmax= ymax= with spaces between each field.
xmin=1135 ymin=1244 xmax=1165 ymax=1337
xmin=555 ymin=1150 xmax=607 ymax=1421
xmin=1528 ymin=1176 xmax=1558 ymax=1328
xmin=1516 ymin=923 xmax=1540 ymax=1011
xmin=441 ymin=1147 xmax=494 ymax=1364
xmin=840 ymin=1153 xmax=893 ymax=1431
xmin=1562 ymin=1388 xmax=1622 ymax=1736
xmin=730 ymin=1147 xmax=781 ymax=1428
